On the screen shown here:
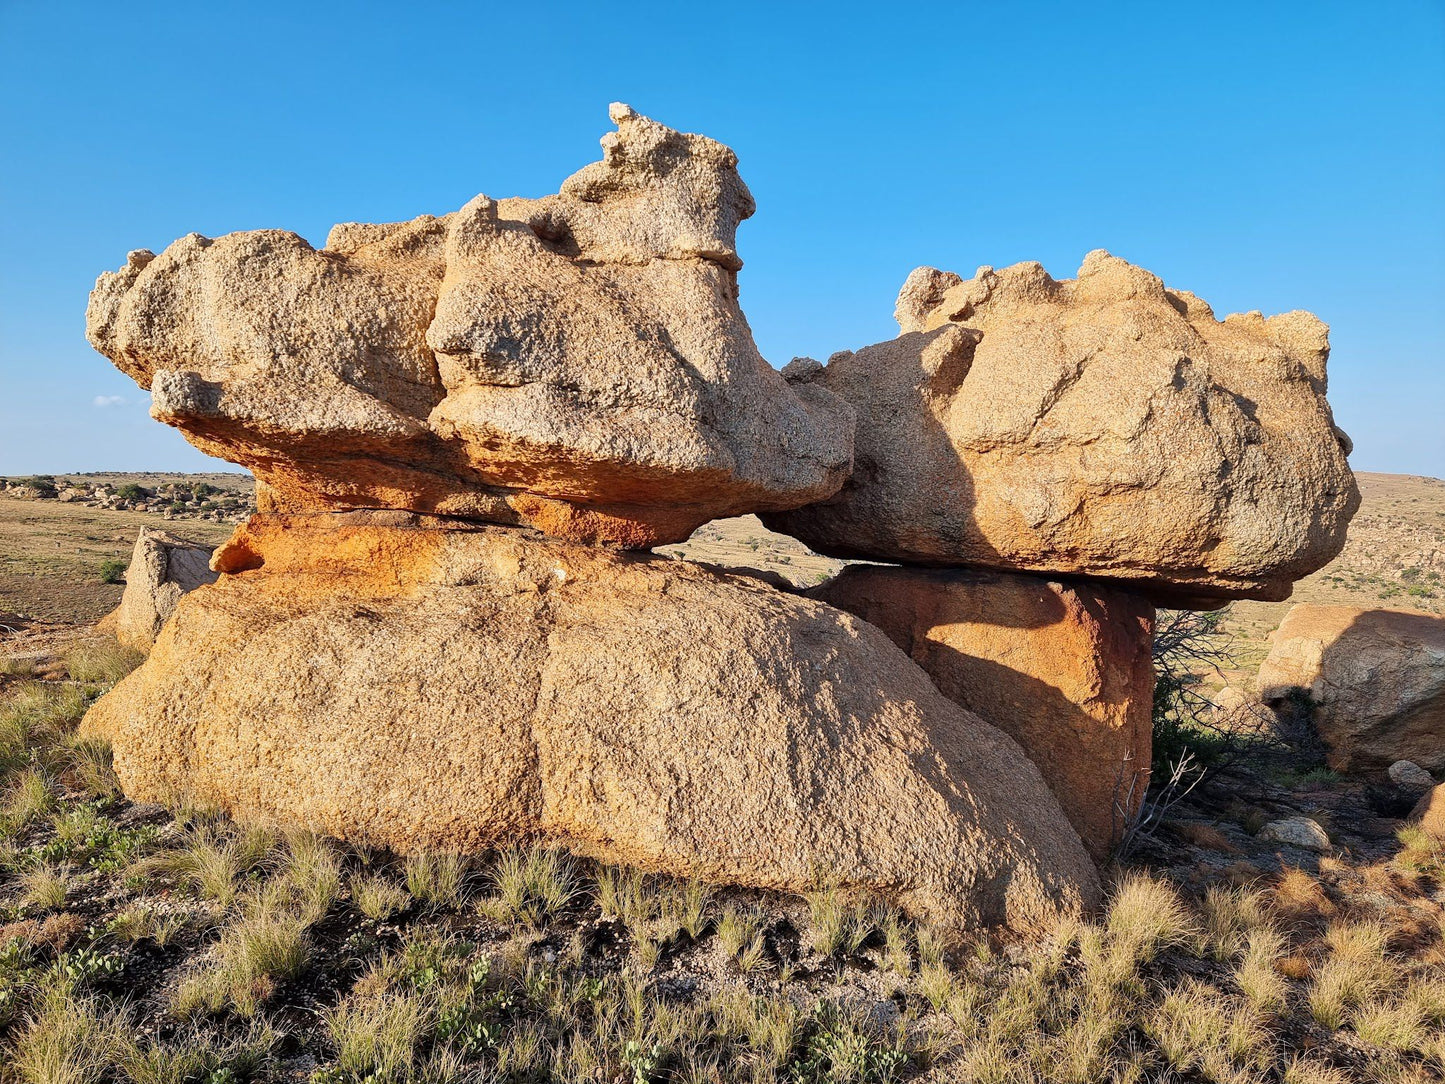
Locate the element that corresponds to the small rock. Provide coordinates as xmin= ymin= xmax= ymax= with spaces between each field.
xmin=1257 ymin=817 xmax=1331 ymax=852
xmin=1389 ymin=760 xmax=1435 ymax=791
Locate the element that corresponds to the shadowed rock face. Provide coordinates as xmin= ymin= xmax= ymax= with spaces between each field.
xmin=1259 ymin=604 xmax=1445 ymax=772
xmin=765 ymin=252 xmax=1359 ymax=607
xmin=811 ymin=564 xmax=1155 ymax=860
xmin=85 ymin=105 xmax=854 ymax=547
xmin=82 ymin=514 xmax=1099 ymax=933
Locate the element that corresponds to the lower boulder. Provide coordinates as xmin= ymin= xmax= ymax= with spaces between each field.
xmin=82 ymin=512 xmax=1099 ymax=932
xmin=1258 ymin=604 xmax=1445 ymax=773
xmin=113 ymin=527 xmax=219 ymax=650
xmin=811 ymin=565 xmax=1155 ymax=859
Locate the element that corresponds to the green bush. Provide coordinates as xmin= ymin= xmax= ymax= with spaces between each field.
xmin=99 ymin=559 xmax=127 ymax=585
xmin=113 ymin=483 xmax=150 ymax=501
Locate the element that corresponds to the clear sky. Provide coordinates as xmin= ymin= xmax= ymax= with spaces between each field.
xmin=2 ymin=0 xmax=1442 ymax=477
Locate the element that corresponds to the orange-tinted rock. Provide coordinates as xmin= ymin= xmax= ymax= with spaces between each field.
xmin=1410 ymin=784 xmax=1445 ymax=836
xmin=811 ymin=565 xmax=1155 ymax=859
xmin=1259 ymin=604 xmax=1445 ymax=772
xmin=83 ymin=514 xmax=1098 ymax=933
xmin=766 ymin=252 xmax=1358 ymax=606
xmin=85 ymin=106 xmax=853 ymax=546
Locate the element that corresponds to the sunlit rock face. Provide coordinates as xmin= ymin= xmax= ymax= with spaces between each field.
xmin=764 ymin=252 xmax=1359 ymax=607
xmin=86 ymin=104 xmax=854 ymax=547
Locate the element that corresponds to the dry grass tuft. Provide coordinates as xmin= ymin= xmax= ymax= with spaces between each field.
xmin=482 ymin=847 xmax=578 ymax=927
xmin=61 ymin=640 xmax=143 ymax=686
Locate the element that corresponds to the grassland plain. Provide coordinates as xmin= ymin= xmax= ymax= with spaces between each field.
xmin=0 ymin=471 xmax=1442 ymax=1080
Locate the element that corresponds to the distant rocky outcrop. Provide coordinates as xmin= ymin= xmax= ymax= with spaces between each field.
xmin=85 ymin=105 xmax=853 ymax=548
xmin=1259 ymin=604 xmax=1445 ymax=772
xmin=811 ymin=566 xmax=1155 ymax=859
xmin=83 ymin=514 xmax=1097 ymax=933
xmin=111 ymin=528 xmax=218 ymax=650
xmin=764 ymin=253 xmax=1358 ymax=607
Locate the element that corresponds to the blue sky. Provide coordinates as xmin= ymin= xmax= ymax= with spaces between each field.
xmin=2 ymin=0 xmax=1442 ymax=476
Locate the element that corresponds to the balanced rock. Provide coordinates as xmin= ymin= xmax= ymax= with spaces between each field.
xmin=85 ymin=105 xmax=853 ymax=547
xmin=112 ymin=527 xmax=218 ymax=650
xmin=764 ymin=252 xmax=1358 ymax=606
xmin=1259 ymin=604 xmax=1445 ymax=772
xmin=810 ymin=565 xmax=1154 ymax=859
xmin=82 ymin=513 xmax=1098 ymax=932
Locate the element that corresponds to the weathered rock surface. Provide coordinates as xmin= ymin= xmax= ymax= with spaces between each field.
xmin=764 ymin=252 xmax=1358 ymax=606
xmin=82 ymin=514 xmax=1098 ymax=932
xmin=810 ymin=565 xmax=1154 ymax=859
xmin=1257 ymin=816 xmax=1331 ymax=852
xmin=113 ymin=528 xmax=218 ymax=650
xmin=1410 ymin=784 xmax=1445 ymax=836
xmin=1388 ymin=760 xmax=1436 ymax=792
xmin=85 ymin=106 xmax=853 ymax=546
xmin=1259 ymin=605 xmax=1445 ymax=773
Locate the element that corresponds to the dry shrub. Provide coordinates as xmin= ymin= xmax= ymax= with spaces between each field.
xmin=1175 ymin=821 xmax=1241 ymax=853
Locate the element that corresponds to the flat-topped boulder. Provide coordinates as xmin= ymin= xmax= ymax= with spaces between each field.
xmin=1259 ymin=604 xmax=1445 ymax=772
xmin=86 ymin=105 xmax=853 ymax=547
xmin=83 ymin=513 xmax=1097 ymax=932
xmin=764 ymin=252 xmax=1358 ymax=606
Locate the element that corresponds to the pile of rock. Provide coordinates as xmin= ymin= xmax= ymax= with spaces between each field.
xmin=81 ymin=106 xmax=1358 ymax=932
xmin=1 ymin=476 xmax=254 ymax=523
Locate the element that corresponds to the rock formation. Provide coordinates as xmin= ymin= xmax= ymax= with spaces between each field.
xmin=1259 ymin=605 xmax=1445 ymax=772
xmin=85 ymin=105 xmax=853 ymax=547
xmin=810 ymin=566 xmax=1154 ymax=859
xmin=112 ymin=528 xmax=219 ymax=650
xmin=82 ymin=514 xmax=1098 ymax=932
xmin=82 ymin=105 xmax=1365 ymax=934
xmin=764 ymin=252 xmax=1359 ymax=606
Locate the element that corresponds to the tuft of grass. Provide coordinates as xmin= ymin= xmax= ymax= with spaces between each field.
xmin=9 ymin=992 xmax=129 ymax=1084
xmin=323 ymin=991 xmax=433 ymax=1082
xmin=716 ymin=904 xmax=769 ymax=974
xmin=404 ymin=852 xmax=471 ymax=909
xmin=4 ymin=768 xmax=59 ymax=832
xmin=482 ymin=847 xmax=578 ymax=927
xmin=21 ymin=865 xmax=70 ymax=912
xmin=1105 ymin=872 xmax=1200 ymax=965
xmin=1308 ymin=921 xmax=1396 ymax=1028
xmin=807 ymin=883 xmax=881 ymax=957
xmin=278 ymin=829 xmax=342 ymax=924
xmin=350 ymin=872 xmax=411 ymax=922
xmin=62 ymin=641 xmax=143 ymax=686
xmin=108 ymin=903 xmax=189 ymax=947
xmin=1234 ymin=927 xmax=1290 ymax=1013
xmin=59 ymin=736 xmax=119 ymax=800
xmin=172 ymin=907 xmax=309 ymax=1017
xmin=1146 ymin=978 xmax=1269 ymax=1077
xmin=1200 ymin=884 xmax=1267 ymax=960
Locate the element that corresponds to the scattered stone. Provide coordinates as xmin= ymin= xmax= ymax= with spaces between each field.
xmin=763 ymin=252 xmax=1358 ymax=606
xmin=810 ymin=564 xmax=1154 ymax=859
xmin=112 ymin=528 xmax=219 ymax=650
xmin=1388 ymin=760 xmax=1436 ymax=791
xmin=83 ymin=512 xmax=1099 ymax=933
xmin=85 ymin=105 xmax=854 ymax=547
xmin=1259 ymin=604 xmax=1445 ymax=772
xmin=1257 ymin=817 xmax=1332 ymax=852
